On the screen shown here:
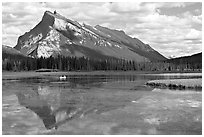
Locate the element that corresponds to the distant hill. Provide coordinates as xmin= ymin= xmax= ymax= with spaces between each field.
xmin=167 ymin=52 xmax=202 ymax=64
xmin=14 ymin=10 xmax=166 ymax=62
xmin=2 ymin=45 xmax=27 ymax=59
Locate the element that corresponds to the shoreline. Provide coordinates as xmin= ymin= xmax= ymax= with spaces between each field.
xmin=2 ymin=71 xmax=202 ymax=80
xmin=146 ymin=79 xmax=202 ymax=91
xmin=2 ymin=71 xmax=150 ymax=80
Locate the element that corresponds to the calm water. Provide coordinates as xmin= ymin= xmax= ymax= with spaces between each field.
xmin=2 ymin=73 xmax=202 ymax=135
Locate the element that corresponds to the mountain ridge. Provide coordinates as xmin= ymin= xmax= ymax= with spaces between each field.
xmin=14 ymin=10 xmax=166 ymax=62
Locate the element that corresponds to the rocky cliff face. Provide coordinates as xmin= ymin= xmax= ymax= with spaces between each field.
xmin=14 ymin=11 xmax=166 ymax=62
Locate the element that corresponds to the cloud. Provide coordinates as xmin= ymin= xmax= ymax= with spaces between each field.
xmin=184 ymin=29 xmax=202 ymax=40
xmin=2 ymin=2 xmax=202 ymax=58
xmin=109 ymin=2 xmax=143 ymax=13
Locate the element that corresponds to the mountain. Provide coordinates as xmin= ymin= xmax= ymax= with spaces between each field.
xmin=167 ymin=52 xmax=202 ymax=65
xmin=3 ymin=45 xmax=23 ymax=55
xmin=2 ymin=45 xmax=26 ymax=59
xmin=14 ymin=11 xmax=166 ymax=62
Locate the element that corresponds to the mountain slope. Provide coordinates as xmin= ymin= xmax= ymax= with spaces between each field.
xmin=14 ymin=11 xmax=166 ymax=62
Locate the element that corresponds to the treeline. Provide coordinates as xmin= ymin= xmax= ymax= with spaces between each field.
xmin=2 ymin=54 xmax=202 ymax=72
xmin=166 ymin=52 xmax=202 ymax=65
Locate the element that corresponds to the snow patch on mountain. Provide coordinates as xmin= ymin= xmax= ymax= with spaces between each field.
xmin=37 ymin=27 xmax=62 ymax=57
xmin=54 ymin=18 xmax=82 ymax=36
xmin=27 ymin=45 xmax=38 ymax=55
xmin=66 ymin=39 xmax=73 ymax=45
xmin=107 ymin=42 xmax=111 ymax=46
xmin=82 ymin=26 xmax=99 ymax=38
xmin=53 ymin=18 xmax=67 ymax=31
xmin=23 ymin=33 xmax=43 ymax=48
xmin=115 ymin=44 xmax=122 ymax=49
xmin=37 ymin=46 xmax=54 ymax=58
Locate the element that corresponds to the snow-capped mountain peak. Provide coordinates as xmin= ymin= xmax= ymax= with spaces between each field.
xmin=14 ymin=11 xmax=166 ymax=62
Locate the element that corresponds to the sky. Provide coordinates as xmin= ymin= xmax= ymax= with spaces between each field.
xmin=2 ymin=2 xmax=202 ymax=58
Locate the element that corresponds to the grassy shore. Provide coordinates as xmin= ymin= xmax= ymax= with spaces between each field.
xmin=146 ymin=79 xmax=202 ymax=90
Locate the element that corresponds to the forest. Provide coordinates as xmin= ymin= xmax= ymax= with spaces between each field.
xmin=2 ymin=52 xmax=202 ymax=72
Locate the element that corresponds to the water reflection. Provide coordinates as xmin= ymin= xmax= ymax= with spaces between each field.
xmin=20 ymin=74 xmax=202 ymax=87
xmin=21 ymin=75 xmax=144 ymax=86
xmin=12 ymin=74 xmax=202 ymax=131
xmin=15 ymin=86 xmax=85 ymax=129
xmin=16 ymin=90 xmax=57 ymax=129
xmin=15 ymin=83 xmax=128 ymax=130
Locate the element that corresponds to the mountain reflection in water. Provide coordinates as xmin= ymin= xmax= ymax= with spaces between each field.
xmin=16 ymin=90 xmax=57 ymax=129
xmin=15 ymin=75 xmax=142 ymax=130
xmin=16 ymin=86 xmax=93 ymax=129
xmin=13 ymin=74 xmax=202 ymax=131
xmin=3 ymin=73 xmax=202 ymax=134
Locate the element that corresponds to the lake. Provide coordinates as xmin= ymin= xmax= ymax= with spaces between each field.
xmin=2 ymin=72 xmax=202 ymax=135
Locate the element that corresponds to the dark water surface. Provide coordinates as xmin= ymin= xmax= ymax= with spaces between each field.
xmin=2 ymin=73 xmax=202 ymax=135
